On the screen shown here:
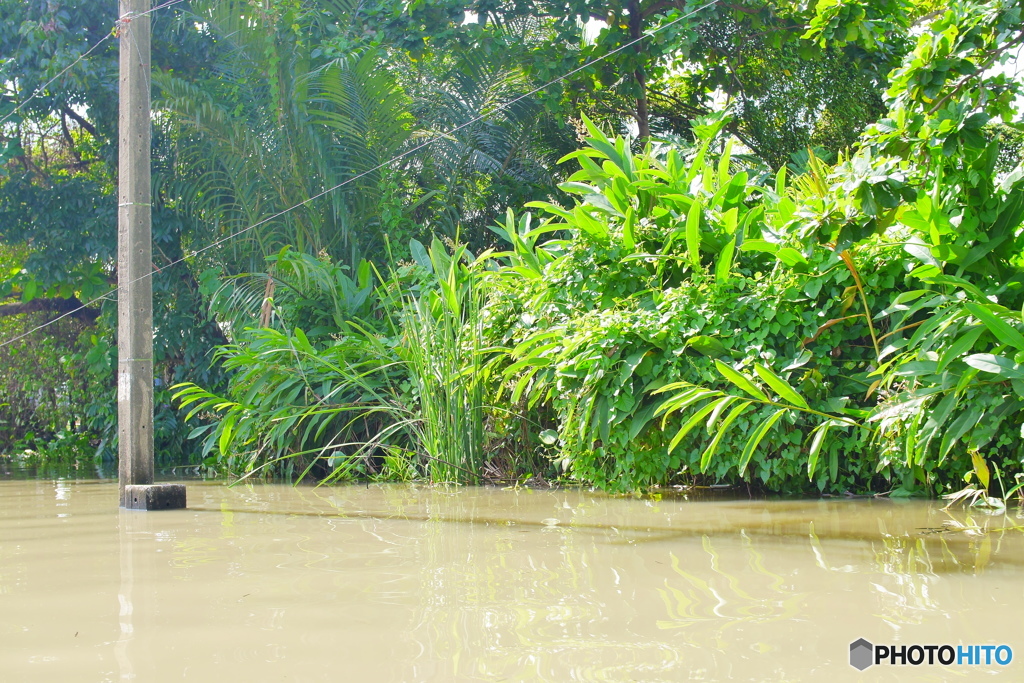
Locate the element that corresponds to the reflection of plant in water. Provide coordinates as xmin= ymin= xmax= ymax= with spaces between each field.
xmin=929 ymin=507 xmax=1024 ymax=575
xmin=869 ymin=535 xmax=942 ymax=626
xmin=931 ymin=507 xmax=1024 ymax=539
xmin=655 ymin=534 xmax=804 ymax=631
xmin=807 ymin=519 xmax=947 ymax=627
xmin=852 ymin=506 xmax=1024 ymax=625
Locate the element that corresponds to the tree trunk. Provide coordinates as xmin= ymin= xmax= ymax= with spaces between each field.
xmin=628 ymin=0 xmax=650 ymax=142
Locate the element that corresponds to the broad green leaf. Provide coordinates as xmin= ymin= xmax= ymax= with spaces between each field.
xmin=782 ymin=350 xmax=812 ymax=372
xmin=806 ymin=422 xmax=831 ymax=479
xmin=738 ymin=409 xmax=787 ymax=476
xmin=908 ymin=306 xmax=962 ymax=351
xmin=511 ymin=330 xmax=563 ymax=356
xmin=628 ymin=402 xmax=659 ymax=440
xmin=409 ymin=239 xmax=431 ymax=271
xmin=717 ymin=138 xmax=734 ymax=188
xmin=292 ymin=328 xmax=314 ymax=354
xmin=891 ymin=360 xmax=940 ymax=378
xmin=187 ymin=424 xmax=214 ymax=440
xmin=753 ymin=364 xmax=809 ymax=408
xmin=775 ymin=247 xmax=809 ymax=267
xmin=618 ymin=349 xmax=649 ymax=385
xmin=557 ymin=181 xmax=600 ymax=195
xmin=963 ymin=353 xmax=1024 ymax=379
xmin=525 ymin=201 xmax=574 ymax=222
xmin=21 ymin=280 xmax=37 ymax=302
xmin=936 ymin=325 xmax=984 ymax=373
xmin=622 ymin=207 xmax=636 ymax=251
xmin=686 ymin=200 xmax=702 ymax=269
xmin=904 ymin=236 xmax=939 ymax=267
xmin=939 ymin=407 xmax=982 ymax=459
xmin=713 ymin=360 xmax=769 ymax=401
xmin=504 ymin=342 xmax=560 ymax=376
xmin=684 ymin=335 xmax=730 ymax=358
xmin=715 ymin=235 xmax=736 ymax=285
xmin=965 ymin=302 xmax=1024 ymax=351
xmin=916 ymin=391 xmax=960 ymax=464
xmin=667 ymin=400 xmax=719 ymax=455
xmin=511 ymin=367 xmax=541 ymax=404
xmin=720 ymin=207 xmax=738 ymax=234
xmin=656 ymin=388 xmax=720 ymax=426
xmin=920 ymin=274 xmax=985 ymax=300
xmin=880 ymin=289 xmax=928 ymax=316
xmin=739 ymin=239 xmax=779 ymax=255
xmin=579 ymin=113 xmax=610 ymax=146
xmin=596 ymin=395 xmax=610 ymax=444
xmin=573 ymin=205 xmax=610 ymax=238
xmin=218 ymin=413 xmax=237 ymax=456
xmin=706 ymin=395 xmax=741 ymax=433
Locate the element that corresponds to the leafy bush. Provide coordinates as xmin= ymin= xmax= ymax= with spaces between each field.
xmin=483 ymin=105 xmax=1024 ymax=495
xmin=174 ymin=241 xmax=490 ymax=483
xmin=174 ymin=1 xmax=1024 ymax=498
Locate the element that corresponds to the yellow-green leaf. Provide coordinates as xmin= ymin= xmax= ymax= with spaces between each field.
xmin=754 ymin=364 xmax=809 ymax=408
xmin=971 ymin=450 xmax=991 ymax=490
xmin=965 ymin=302 xmax=1024 ymax=352
xmin=686 ymin=200 xmax=702 ymax=269
xmin=807 ymin=422 xmax=831 ymax=479
xmin=739 ymin=409 xmax=787 ymax=476
xmin=700 ymin=401 xmax=753 ymax=472
xmin=667 ymin=400 xmax=718 ymax=455
xmin=714 ymin=360 xmax=769 ymax=401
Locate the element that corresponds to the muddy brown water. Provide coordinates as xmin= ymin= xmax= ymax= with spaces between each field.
xmin=1 ymin=480 xmax=1022 ymax=681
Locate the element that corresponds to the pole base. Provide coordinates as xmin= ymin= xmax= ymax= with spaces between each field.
xmin=123 ymin=484 xmax=186 ymax=510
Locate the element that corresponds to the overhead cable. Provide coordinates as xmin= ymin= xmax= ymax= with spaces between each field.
xmin=0 ymin=0 xmax=720 ymax=350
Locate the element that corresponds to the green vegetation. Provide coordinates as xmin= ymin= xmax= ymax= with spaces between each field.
xmin=2 ymin=0 xmax=1024 ymax=502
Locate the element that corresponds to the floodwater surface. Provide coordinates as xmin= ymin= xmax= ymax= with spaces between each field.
xmin=1 ymin=480 xmax=1023 ymax=681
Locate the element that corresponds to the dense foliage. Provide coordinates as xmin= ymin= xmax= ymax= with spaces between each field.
xmin=3 ymin=0 xmax=1024 ymax=502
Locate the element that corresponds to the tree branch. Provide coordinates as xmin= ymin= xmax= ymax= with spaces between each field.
xmin=0 ymin=297 xmax=99 ymax=324
xmin=63 ymin=106 xmax=99 ymax=138
xmin=927 ymin=30 xmax=1024 ymax=115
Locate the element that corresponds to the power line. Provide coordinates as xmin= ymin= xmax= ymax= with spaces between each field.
xmin=0 ymin=0 xmax=187 ymax=131
xmin=141 ymin=0 xmax=189 ymax=17
xmin=0 ymin=34 xmax=112 ymax=130
xmin=0 ymin=0 xmax=720 ymax=350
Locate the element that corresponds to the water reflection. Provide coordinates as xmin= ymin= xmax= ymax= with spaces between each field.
xmin=1 ymin=481 xmax=1023 ymax=681
xmin=115 ymin=511 xmax=136 ymax=681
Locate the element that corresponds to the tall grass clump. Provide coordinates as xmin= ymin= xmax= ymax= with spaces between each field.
xmin=173 ymin=240 xmax=491 ymax=484
xmin=401 ymin=238 xmax=487 ymax=482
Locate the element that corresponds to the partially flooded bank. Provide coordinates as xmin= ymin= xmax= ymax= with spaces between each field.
xmin=1 ymin=479 xmax=1022 ymax=681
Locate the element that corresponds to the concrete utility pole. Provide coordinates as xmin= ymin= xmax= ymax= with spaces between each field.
xmin=117 ymin=0 xmax=184 ymax=510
